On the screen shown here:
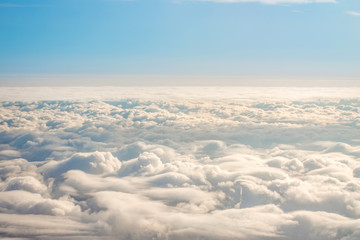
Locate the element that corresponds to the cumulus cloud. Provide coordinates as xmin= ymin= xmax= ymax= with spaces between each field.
xmin=1 ymin=176 xmax=47 ymax=194
xmin=0 ymin=87 xmax=360 ymax=239
xmin=43 ymin=151 xmax=122 ymax=177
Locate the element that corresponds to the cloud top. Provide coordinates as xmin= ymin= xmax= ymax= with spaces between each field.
xmin=0 ymin=87 xmax=360 ymax=239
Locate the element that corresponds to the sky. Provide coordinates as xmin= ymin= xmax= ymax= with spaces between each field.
xmin=0 ymin=0 xmax=359 ymax=84
xmin=1 ymin=2 xmax=360 ymax=238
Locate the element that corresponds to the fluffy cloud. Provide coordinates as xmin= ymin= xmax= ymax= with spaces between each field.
xmin=44 ymin=151 xmax=122 ymax=176
xmin=0 ymin=87 xmax=360 ymax=239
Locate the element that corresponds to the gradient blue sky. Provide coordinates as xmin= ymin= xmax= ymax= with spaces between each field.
xmin=0 ymin=0 xmax=359 ymax=82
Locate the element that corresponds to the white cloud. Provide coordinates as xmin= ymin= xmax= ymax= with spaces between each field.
xmin=346 ymin=11 xmax=360 ymax=17
xmin=44 ymin=151 xmax=122 ymax=177
xmin=0 ymin=87 xmax=360 ymax=239
xmin=1 ymin=176 xmax=47 ymax=194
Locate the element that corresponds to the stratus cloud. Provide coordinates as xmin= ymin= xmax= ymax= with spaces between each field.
xmin=0 ymin=87 xmax=360 ymax=239
xmin=194 ymin=0 xmax=337 ymax=4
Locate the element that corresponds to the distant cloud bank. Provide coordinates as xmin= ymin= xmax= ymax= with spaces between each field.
xmin=0 ymin=87 xmax=360 ymax=239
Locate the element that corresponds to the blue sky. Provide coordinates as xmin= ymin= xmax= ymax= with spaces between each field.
xmin=0 ymin=0 xmax=359 ymax=82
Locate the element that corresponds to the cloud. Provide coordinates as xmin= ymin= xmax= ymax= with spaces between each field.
xmin=0 ymin=190 xmax=80 ymax=216
xmin=1 ymin=176 xmax=47 ymax=194
xmin=346 ymin=11 xmax=360 ymax=17
xmin=44 ymin=151 xmax=122 ymax=177
xmin=0 ymin=87 xmax=360 ymax=239
xmin=0 ymin=213 xmax=98 ymax=239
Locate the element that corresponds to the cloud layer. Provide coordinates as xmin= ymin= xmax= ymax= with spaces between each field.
xmin=0 ymin=87 xmax=360 ymax=239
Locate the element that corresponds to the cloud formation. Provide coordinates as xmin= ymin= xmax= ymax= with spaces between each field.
xmin=0 ymin=87 xmax=360 ymax=239
xmin=346 ymin=11 xmax=360 ymax=17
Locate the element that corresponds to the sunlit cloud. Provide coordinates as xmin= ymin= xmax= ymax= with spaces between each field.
xmin=0 ymin=87 xmax=360 ymax=239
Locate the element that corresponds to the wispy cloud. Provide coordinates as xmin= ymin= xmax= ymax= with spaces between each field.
xmin=346 ymin=11 xmax=360 ymax=17
xmin=193 ymin=0 xmax=337 ymax=4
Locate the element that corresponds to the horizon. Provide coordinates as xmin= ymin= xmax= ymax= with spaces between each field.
xmin=1 ymin=0 xmax=360 ymax=239
xmin=0 ymin=74 xmax=360 ymax=87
